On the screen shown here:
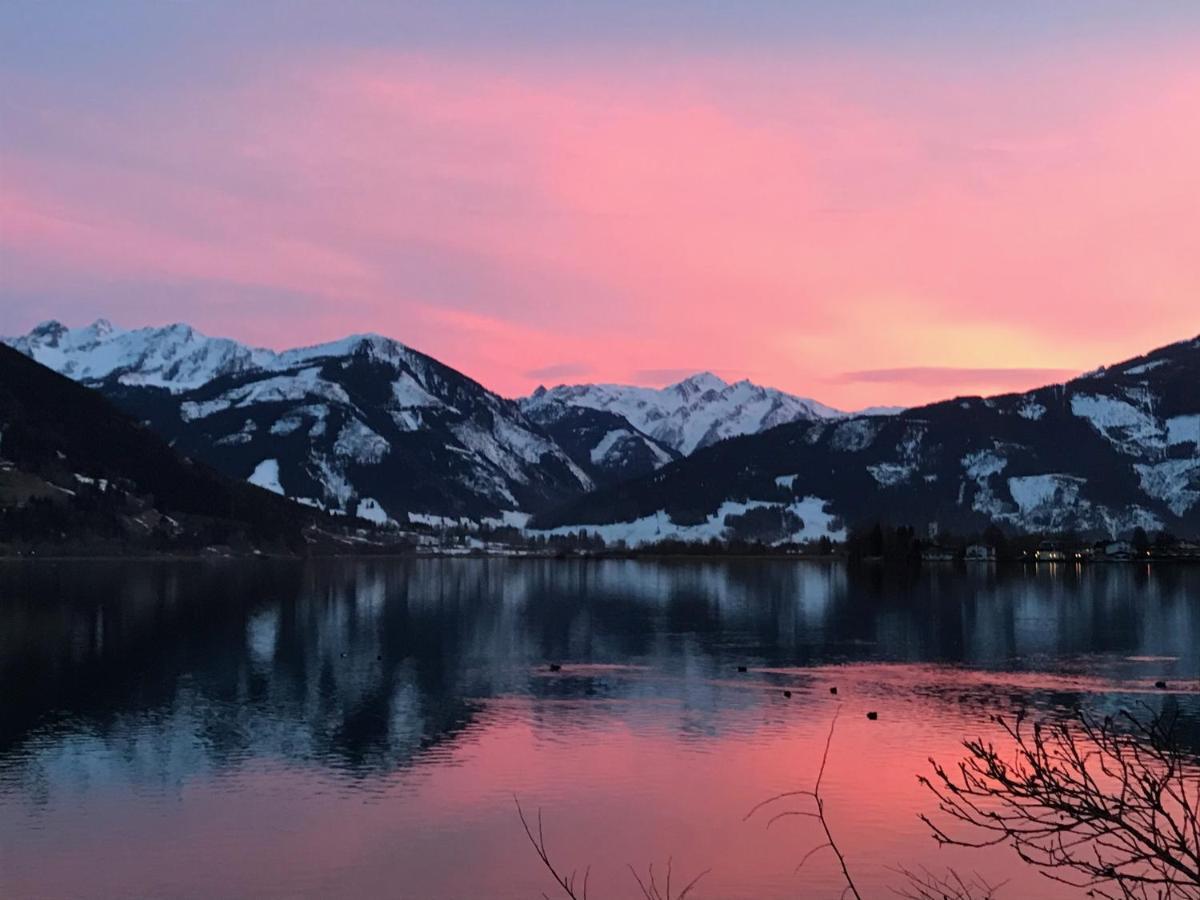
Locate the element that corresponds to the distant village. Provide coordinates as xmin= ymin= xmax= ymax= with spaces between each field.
xmin=381 ymin=520 xmax=1200 ymax=564
xmin=920 ymin=535 xmax=1200 ymax=564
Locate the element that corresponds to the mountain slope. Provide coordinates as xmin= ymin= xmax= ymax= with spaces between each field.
xmin=533 ymin=337 xmax=1200 ymax=543
xmin=521 ymin=372 xmax=845 ymax=455
xmin=6 ymin=321 xmax=593 ymax=523
xmin=520 ymin=401 xmax=678 ymax=487
xmin=0 ymin=344 xmax=310 ymax=551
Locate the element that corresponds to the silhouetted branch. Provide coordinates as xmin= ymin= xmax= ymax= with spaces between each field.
xmin=516 ymin=795 xmax=591 ymax=900
xmin=919 ymin=710 xmax=1200 ymax=900
xmin=745 ymin=706 xmax=863 ymax=899
xmin=627 ymin=859 xmax=710 ymax=900
xmin=889 ymin=865 xmax=1006 ymax=899
xmin=516 ymin=796 xmax=708 ymax=900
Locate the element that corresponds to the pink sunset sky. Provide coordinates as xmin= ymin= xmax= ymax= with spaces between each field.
xmin=2 ymin=3 xmax=1198 ymax=408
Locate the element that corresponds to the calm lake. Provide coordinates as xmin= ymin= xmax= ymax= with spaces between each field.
xmin=2 ymin=559 xmax=1199 ymax=899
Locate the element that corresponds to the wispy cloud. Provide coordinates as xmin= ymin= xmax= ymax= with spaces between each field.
xmin=523 ymin=362 xmax=591 ymax=382
xmin=838 ymin=366 xmax=1079 ymax=388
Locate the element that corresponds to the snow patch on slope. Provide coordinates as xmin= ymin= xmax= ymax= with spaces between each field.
xmin=1017 ymin=399 xmax=1046 ymax=421
xmin=1070 ymin=393 xmax=1164 ymax=455
xmin=481 ymin=510 xmax=532 ymax=530
xmin=181 ymin=368 xmax=350 ymax=421
xmin=391 ymin=372 xmax=446 ymax=410
xmin=961 ymin=449 xmax=1011 ymax=516
xmin=963 ymin=450 xmax=1007 ymax=479
xmin=786 ymin=497 xmax=846 ymax=541
xmin=867 ymin=463 xmax=914 ymax=487
xmin=334 ymin=419 xmax=390 ymax=465
xmin=1008 ymin=474 xmax=1085 ymax=519
xmin=216 ymin=418 xmax=258 ymax=446
xmin=830 ymin=418 xmax=881 ymax=452
xmin=1123 ymin=359 xmax=1168 ymax=375
xmin=248 ymin=459 xmax=284 ymax=495
xmin=589 ymin=429 xmax=632 ymax=464
xmin=311 ymin=455 xmax=354 ymax=509
xmin=534 ymin=496 xmax=844 ymax=547
xmin=867 ymin=423 xmax=927 ymax=486
xmin=355 ymin=497 xmax=392 ymax=525
xmin=1166 ymin=415 xmax=1200 ymax=449
xmin=1134 ymin=460 xmax=1200 ymax=516
xmin=453 ymin=421 xmax=540 ymax=485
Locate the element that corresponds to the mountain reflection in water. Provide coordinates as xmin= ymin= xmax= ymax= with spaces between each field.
xmin=2 ymin=559 xmax=1198 ymax=899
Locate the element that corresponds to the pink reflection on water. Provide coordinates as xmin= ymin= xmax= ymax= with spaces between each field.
xmin=0 ymin=662 xmax=1133 ymax=898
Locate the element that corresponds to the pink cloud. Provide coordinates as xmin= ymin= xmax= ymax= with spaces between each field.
xmin=3 ymin=45 xmax=1199 ymax=405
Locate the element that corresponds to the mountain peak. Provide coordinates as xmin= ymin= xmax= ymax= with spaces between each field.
xmin=524 ymin=371 xmax=840 ymax=455
xmin=674 ymin=372 xmax=727 ymax=394
xmin=164 ymin=322 xmax=196 ymax=339
xmin=3 ymin=319 xmax=430 ymax=393
xmin=85 ymin=318 xmax=117 ymax=339
xmin=30 ymin=320 xmax=67 ymax=340
xmin=282 ymin=332 xmax=409 ymax=365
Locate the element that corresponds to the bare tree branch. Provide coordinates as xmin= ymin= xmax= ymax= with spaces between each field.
xmin=516 ymin=795 xmax=708 ymax=900
xmin=627 ymin=859 xmax=710 ymax=900
xmin=746 ymin=706 xmax=863 ymax=899
xmin=918 ymin=710 xmax=1200 ymax=900
xmin=516 ymin=795 xmax=592 ymax=900
xmin=889 ymin=864 xmax=1007 ymax=899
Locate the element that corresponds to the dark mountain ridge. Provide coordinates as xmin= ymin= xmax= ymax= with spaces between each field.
xmin=5 ymin=322 xmax=599 ymax=524
xmin=533 ymin=336 xmax=1200 ymax=541
xmin=103 ymin=337 xmax=593 ymax=522
xmin=0 ymin=345 xmax=311 ymax=552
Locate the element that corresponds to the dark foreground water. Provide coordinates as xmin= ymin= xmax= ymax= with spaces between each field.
xmin=2 ymin=559 xmax=1198 ymax=899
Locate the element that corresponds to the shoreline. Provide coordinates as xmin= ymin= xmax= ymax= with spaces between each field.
xmin=2 ymin=551 xmax=1197 ymax=565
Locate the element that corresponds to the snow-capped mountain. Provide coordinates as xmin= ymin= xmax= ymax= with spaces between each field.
xmin=522 ymin=372 xmax=844 ymax=455
xmin=7 ymin=319 xmax=276 ymax=391
xmin=4 ymin=320 xmax=836 ymax=521
xmin=5 ymin=320 xmax=593 ymax=524
xmin=534 ymin=336 xmax=1200 ymax=543
xmin=12 ymin=319 xmax=1197 ymax=544
xmin=521 ymin=401 xmax=678 ymax=488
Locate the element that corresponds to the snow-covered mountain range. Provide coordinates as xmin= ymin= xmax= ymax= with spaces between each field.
xmin=9 ymin=319 xmax=847 ymax=524
xmin=522 ymin=373 xmax=845 ymax=455
xmin=4 ymin=321 xmax=875 ymax=518
xmin=536 ymin=336 xmax=1200 ymax=544
xmin=6 ymin=320 xmax=595 ymax=523
xmin=8 ymin=319 xmax=275 ymax=391
xmin=9 ymin=318 xmax=1196 ymax=544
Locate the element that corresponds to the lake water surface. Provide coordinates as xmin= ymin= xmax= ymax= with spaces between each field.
xmin=2 ymin=559 xmax=1199 ymax=899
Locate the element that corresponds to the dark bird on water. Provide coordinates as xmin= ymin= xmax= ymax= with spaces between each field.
xmin=829 ymin=687 xmax=838 ymax=695
xmin=866 ymin=711 xmax=878 ymax=720
xmin=548 ymin=663 xmax=562 ymax=672
xmin=737 ymin=665 xmax=748 ymax=673
xmin=1155 ymin=680 xmax=1168 ymax=689
xmin=783 ymin=690 xmax=792 ymax=698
